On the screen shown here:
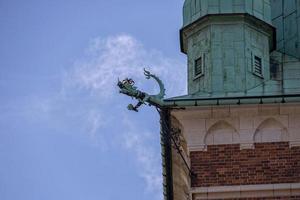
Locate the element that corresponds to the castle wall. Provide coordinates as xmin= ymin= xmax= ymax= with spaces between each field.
xmin=173 ymin=1 xmax=300 ymax=199
xmin=172 ymin=103 xmax=300 ymax=199
xmin=191 ymin=142 xmax=300 ymax=187
xmin=171 ymin=118 xmax=190 ymax=200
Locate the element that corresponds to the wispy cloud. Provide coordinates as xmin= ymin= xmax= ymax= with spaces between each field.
xmin=67 ymin=34 xmax=186 ymax=99
xmin=122 ymin=115 xmax=163 ymax=198
xmin=6 ymin=34 xmax=185 ymax=197
xmin=65 ymin=34 xmax=186 ymax=196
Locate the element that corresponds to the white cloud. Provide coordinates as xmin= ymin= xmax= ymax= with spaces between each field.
xmin=68 ymin=34 xmax=186 ymax=99
xmin=1 ymin=33 xmax=186 ymax=199
xmin=122 ymin=116 xmax=163 ymax=198
xmin=87 ymin=110 xmax=106 ymax=136
xmin=8 ymin=34 xmax=185 ymax=196
xmin=65 ymin=34 xmax=186 ymax=197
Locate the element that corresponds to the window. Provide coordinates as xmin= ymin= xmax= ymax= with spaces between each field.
xmin=194 ymin=55 xmax=204 ymax=78
xmin=252 ymin=55 xmax=263 ymax=78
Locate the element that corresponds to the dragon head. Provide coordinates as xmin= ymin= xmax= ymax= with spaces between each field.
xmin=117 ymin=68 xmax=165 ymax=112
xmin=117 ymin=78 xmax=138 ymax=96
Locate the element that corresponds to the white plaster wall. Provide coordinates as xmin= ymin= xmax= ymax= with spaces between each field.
xmin=172 ymin=103 xmax=300 ymax=151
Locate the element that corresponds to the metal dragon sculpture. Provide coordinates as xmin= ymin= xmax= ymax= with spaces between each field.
xmin=117 ymin=68 xmax=165 ymax=112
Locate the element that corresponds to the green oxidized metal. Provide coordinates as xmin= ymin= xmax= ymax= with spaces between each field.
xmin=117 ymin=69 xmax=165 ymax=112
xmin=271 ymin=0 xmax=300 ymax=59
xmin=118 ymin=0 xmax=300 ymax=108
xmin=181 ymin=0 xmax=276 ymax=96
xmin=183 ymin=0 xmax=272 ymax=27
xmin=166 ymin=0 xmax=300 ymax=106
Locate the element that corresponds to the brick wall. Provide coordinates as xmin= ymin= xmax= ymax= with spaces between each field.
xmin=191 ymin=142 xmax=300 ymax=187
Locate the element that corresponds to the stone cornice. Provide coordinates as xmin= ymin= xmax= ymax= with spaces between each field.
xmin=171 ymin=103 xmax=300 ymax=151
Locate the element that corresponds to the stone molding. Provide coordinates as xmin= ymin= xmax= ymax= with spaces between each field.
xmin=191 ymin=183 xmax=300 ymax=199
xmin=171 ymin=103 xmax=300 ymax=151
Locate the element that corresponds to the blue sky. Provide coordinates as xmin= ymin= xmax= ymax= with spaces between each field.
xmin=0 ymin=1 xmax=187 ymax=200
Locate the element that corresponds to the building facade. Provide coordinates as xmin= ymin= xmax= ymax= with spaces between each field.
xmin=165 ymin=1 xmax=300 ymax=199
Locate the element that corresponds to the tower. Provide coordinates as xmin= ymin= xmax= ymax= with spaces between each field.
xmin=166 ymin=1 xmax=300 ymax=199
xmin=181 ymin=0 xmax=275 ymax=95
xmin=117 ymin=1 xmax=300 ymax=199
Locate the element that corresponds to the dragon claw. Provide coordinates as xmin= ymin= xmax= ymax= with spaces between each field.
xmin=127 ymin=104 xmax=138 ymax=112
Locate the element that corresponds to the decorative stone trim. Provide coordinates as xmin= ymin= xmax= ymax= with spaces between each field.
xmin=171 ymin=103 xmax=300 ymax=150
xmin=188 ymin=143 xmax=257 ymax=152
xmin=291 ymin=141 xmax=300 ymax=148
xmin=190 ymin=183 xmax=300 ymax=200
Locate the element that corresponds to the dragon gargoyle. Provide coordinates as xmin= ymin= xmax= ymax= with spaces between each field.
xmin=117 ymin=69 xmax=166 ymax=112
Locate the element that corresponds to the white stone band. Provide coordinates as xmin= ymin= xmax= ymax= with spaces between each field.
xmin=191 ymin=183 xmax=300 ymax=199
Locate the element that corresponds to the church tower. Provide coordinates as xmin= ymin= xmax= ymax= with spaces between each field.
xmin=181 ymin=0 xmax=275 ymax=95
xmin=117 ymin=1 xmax=300 ymax=199
xmin=165 ymin=1 xmax=300 ymax=199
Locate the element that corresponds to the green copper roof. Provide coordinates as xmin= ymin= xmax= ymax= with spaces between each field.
xmin=183 ymin=0 xmax=272 ymax=27
xmin=271 ymin=0 xmax=300 ymax=59
xmin=177 ymin=0 xmax=300 ymax=100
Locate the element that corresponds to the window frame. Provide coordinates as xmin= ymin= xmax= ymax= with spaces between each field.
xmin=194 ymin=54 xmax=205 ymax=79
xmin=252 ymin=53 xmax=264 ymax=78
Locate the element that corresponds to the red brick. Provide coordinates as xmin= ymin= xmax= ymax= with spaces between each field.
xmin=190 ymin=142 xmax=300 ymax=187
